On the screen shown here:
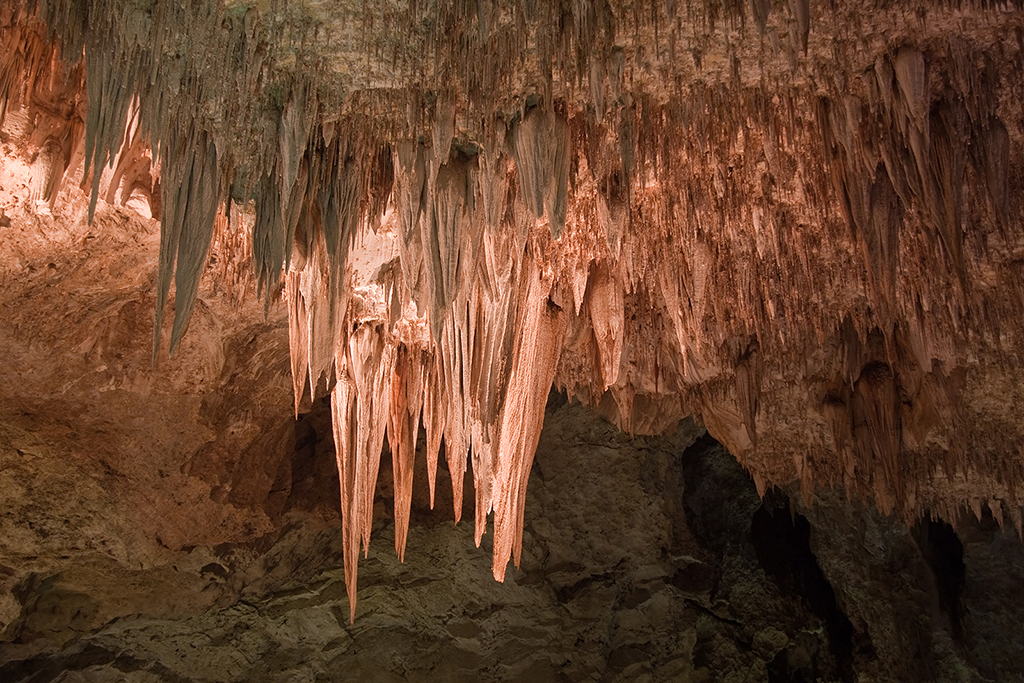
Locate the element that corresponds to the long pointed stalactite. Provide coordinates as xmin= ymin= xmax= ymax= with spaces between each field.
xmin=2 ymin=0 xmax=1024 ymax=618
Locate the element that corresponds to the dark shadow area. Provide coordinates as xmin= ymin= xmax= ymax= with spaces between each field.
xmin=913 ymin=516 xmax=967 ymax=644
xmin=679 ymin=434 xmax=859 ymax=682
xmin=0 ymin=643 xmax=194 ymax=683
xmin=680 ymin=434 xmax=762 ymax=552
xmin=954 ymin=504 xmax=1024 ymax=682
xmin=5 ymin=400 xmax=1024 ymax=682
xmin=278 ymin=395 xmax=342 ymax=520
xmin=752 ymin=493 xmax=862 ymax=682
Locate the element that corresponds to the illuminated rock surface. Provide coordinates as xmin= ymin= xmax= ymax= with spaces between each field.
xmin=1 ymin=0 xmax=1024 ymax=680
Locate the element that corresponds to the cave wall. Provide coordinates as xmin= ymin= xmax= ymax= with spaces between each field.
xmin=1 ymin=1 xmax=1024 ymax=677
xmin=2 ymin=385 xmax=1023 ymax=682
xmin=3 ymin=4 xmax=1023 ymax=540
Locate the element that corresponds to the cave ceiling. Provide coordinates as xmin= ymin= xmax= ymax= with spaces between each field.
xmin=1 ymin=0 xmax=1024 ymax=617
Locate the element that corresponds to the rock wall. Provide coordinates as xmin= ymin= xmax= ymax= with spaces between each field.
xmin=260 ymin=1 xmax=1024 ymax=573
xmin=1 ymin=0 xmax=1024 ymax=668
xmin=0 ymin=182 xmax=1020 ymax=678
xmin=2 ymin=387 xmax=1022 ymax=682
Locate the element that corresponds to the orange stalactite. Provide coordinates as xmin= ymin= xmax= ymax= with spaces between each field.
xmin=4 ymin=0 xmax=1024 ymax=620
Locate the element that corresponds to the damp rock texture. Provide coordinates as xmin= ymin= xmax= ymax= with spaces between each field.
xmin=2 ymin=391 xmax=1023 ymax=683
xmin=2 ymin=0 xmax=1024 ymax=645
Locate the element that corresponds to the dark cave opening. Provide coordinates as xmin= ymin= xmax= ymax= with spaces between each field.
xmin=277 ymin=395 xmax=341 ymax=520
xmin=913 ymin=516 xmax=967 ymax=644
xmin=751 ymin=493 xmax=861 ymax=682
xmin=679 ymin=434 xmax=872 ymax=682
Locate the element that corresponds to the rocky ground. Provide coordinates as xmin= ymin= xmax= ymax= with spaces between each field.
xmin=1 ymin=371 xmax=1022 ymax=682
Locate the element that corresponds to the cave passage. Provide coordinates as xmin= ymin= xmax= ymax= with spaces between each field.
xmin=752 ymin=493 xmax=860 ymax=682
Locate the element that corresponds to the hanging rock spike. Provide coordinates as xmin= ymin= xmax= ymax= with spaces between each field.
xmin=3 ymin=0 xmax=1024 ymax=619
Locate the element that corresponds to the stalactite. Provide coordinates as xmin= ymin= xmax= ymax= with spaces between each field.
xmin=490 ymin=247 xmax=568 ymax=579
xmin=3 ymin=0 xmax=1024 ymax=619
xmin=154 ymin=126 xmax=219 ymax=357
xmin=388 ymin=343 xmax=426 ymax=561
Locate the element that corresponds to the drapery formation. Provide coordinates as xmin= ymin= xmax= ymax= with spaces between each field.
xmin=2 ymin=0 xmax=1024 ymax=617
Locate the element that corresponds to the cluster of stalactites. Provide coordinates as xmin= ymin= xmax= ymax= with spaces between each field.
xmin=5 ymin=0 xmax=1024 ymax=619
xmin=286 ymin=107 xmax=581 ymax=621
xmin=0 ymin=11 xmax=159 ymax=217
xmin=284 ymin=25 xmax=1024 ymax=616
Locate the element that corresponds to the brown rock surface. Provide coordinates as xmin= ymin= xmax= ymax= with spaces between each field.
xmin=0 ymin=0 xmax=1024 ymax=679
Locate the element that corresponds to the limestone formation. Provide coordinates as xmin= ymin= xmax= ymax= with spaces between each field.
xmin=2 ymin=0 xmax=1024 ymax=621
